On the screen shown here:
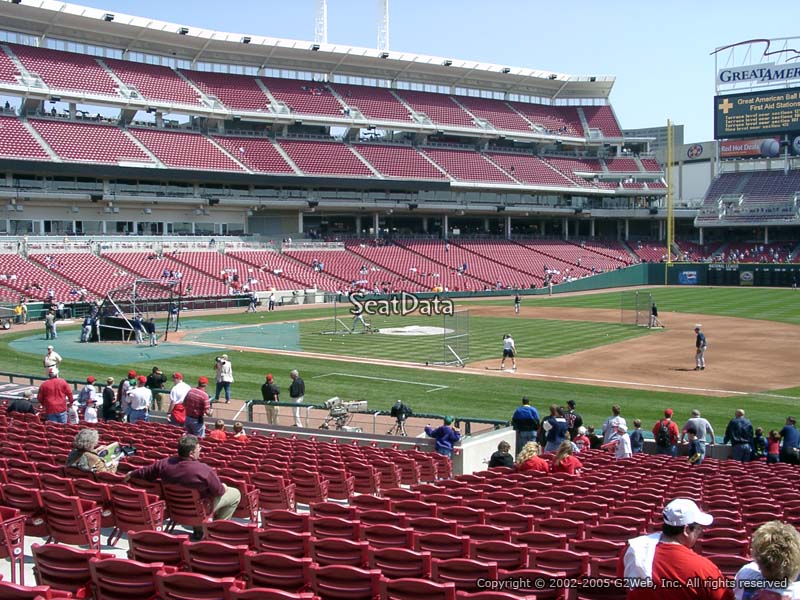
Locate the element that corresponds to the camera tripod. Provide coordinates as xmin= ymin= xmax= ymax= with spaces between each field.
xmin=387 ymin=419 xmax=408 ymax=436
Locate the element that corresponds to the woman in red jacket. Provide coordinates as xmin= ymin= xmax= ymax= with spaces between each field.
xmin=516 ymin=441 xmax=550 ymax=473
xmin=552 ymin=440 xmax=583 ymax=475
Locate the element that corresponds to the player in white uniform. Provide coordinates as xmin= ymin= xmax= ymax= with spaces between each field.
xmin=501 ymin=334 xmax=516 ymax=371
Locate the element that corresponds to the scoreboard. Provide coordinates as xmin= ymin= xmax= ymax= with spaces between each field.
xmin=714 ymin=87 xmax=800 ymax=139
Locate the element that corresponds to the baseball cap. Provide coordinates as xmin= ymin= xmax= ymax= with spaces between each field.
xmin=47 ymin=345 xmax=53 ymax=350
xmin=665 ymin=408 xmax=674 ymax=417
xmin=47 ymin=367 xmax=57 ymax=376
xmin=221 ymin=354 xmax=228 ymax=360
xmin=137 ymin=375 xmax=147 ymax=384
xmin=662 ymin=499 xmax=713 ymax=527
xmin=567 ymin=400 xmax=576 ymax=407
xmin=266 ymin=374 xmax=273 ymax=382
xmin=128 ymin=370 xmax=137 ymax=378
xmin=694 ymin=324 xmax=702 ymax=330
xmin=616 ymin=422 xmax=628 ymax=433
xmin=444 ymin=415 xmax=455 ymax=425
xmin=173 ymin=372 xmax=183 ymax=379
xmin=86 ymin=376 xmax=95 ymax=383
xmin=198 ymin=376 xmax=209 ymax=385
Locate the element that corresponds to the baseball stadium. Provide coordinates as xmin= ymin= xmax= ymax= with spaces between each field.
xmin=0 ymin=1 xmax=799 ymax=596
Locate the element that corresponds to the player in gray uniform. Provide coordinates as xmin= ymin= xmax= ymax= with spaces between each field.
xmin=694 ymin=324 xmax=707 ymax=370
xmin=500 ymin=334 xmax=516 ymax=371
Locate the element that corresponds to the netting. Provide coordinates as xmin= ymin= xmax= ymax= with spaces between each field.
xmin=98 ymin=279 xmax=179 ymax=342
xmin=620 ymin=290 xmax=653 ymax=328
xmin=427 ymin=309 xmax=470 ymax=367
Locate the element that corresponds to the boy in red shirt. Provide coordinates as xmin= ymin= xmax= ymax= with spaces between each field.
xmin=206 ymin=420 xmax=227 ymax=442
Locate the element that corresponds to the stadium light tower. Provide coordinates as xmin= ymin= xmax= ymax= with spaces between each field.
xmin=378 ymin=0 xmax=389 ymax=51
xmin=314 ymin=0 xmax=327 ymax=44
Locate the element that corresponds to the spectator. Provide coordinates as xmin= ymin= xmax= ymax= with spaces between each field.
xmin=232 ymin=422 xmax=248 ymax=443
xmin=213 ymin=355 xmax=234 ymax=404
xmin=766 ymin=430 xmax=781 ymax=464
xmin=146 ymin=367 xmax=167 ymax=412
xmin=84 ymin=396 xmax=98 ymax=424
xmin=206 ymin=420 xmax=227 ymax=442
xmin=564 ymin=399 xmax=583 ymax=439
xmin=184 ymin=377 xmax=212 ymax=438
xmin=586 ymin=426 xmax=603 ymax=449
xmin=7 ymin=390 xmax=37 ymax=415
xmin=516 ymin=441 xmax=550 ymax=473
xmin=488 ymin=440 xmax=514 ymax=469
xmin=734 ymin=521 xmax=800 ymax=599
xmin=511 ymin=396 xmax=540 ymax=455
xmin=752 ymin=426 xmax=767 ymax=460
xmin=261 ymin=374 xmax=280 ymax=425
xmin=618 ymin=498 xmax=733 ymax=599
xmin=124 ymin=435 xmax=240 ymax=541
xmin=102 ymin=377 xmax=118 ymax=422
xmin=630 ymin=419 xmax=645 ymax=454
xmin=125 ymin=376 xmax=151 ymax=424
xmin=167 ymin=372 xmax=190 ymax=427
xmin=573 ymin=426 xmax=591 ymax=452
xmin=779 ymin=417 xmax=800 ymax=465
xmin=144 ymin=317 xmax=157 ymax=346
xmin=77 ymin=376 xmax=97 ymax=406
xmin=424 ymin=416 xmax=461 ymax=458
xmin=541 ymin=405 xmax=568 ymax=452
xmin=67 ymin=399 xmax=80 ymax=424
xmin=118 ymin=370 xmax=137 ymax=420
xmin=551 ymin=440 xmax=583 ymax=475
xmin=603 ymin=420 xmax=632 ymax=459
xmin=289 ymin=369 xmax=305 ymax=427
xmin=44 ymin=309 xmax=56 ymax=340
xmin=37 ymin=368 xmax=73 ymax=423
xmin=680 ymin=408 xmax=716 ymax=447
xmin=724 ymin=409 xmax=754 ymax=462
xmin=42 ymin=345 xmax=62 ymax=376
xmin=686 ymin=428 xmax=703 ymax=465
xmin=653 ymin=409 xmax=680 ymax=457
xmin=66 ymin=428 xmax=117 ymax=473
xmin=602 ymin=404 xmax=626 ymax=444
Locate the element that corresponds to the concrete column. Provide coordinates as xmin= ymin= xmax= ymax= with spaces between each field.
xmin=422 ymin=217 xmax=428 ymax=233
xmin=624 ymin=219 xmax=630 ymax=241
xmin=590 ymin=218 xmax=595 ymax=238
xmin=355 ymin=215 xmax=362 ymax=235
xmin=658 ymin=220 xmax=664 ymax=241
xmin=69 ymin=102 xmax=77 ymax=118
xmin=563 ymin=217 xmax=569 ymax=241
xmin=373 ymin=212 xmax=379 ymax=236
xmin=541 ymin=220 xmax=546 ymax=236
xmin=443 ymin=214 xmax=449 ymax=239
xmin=764 ymin=227 xmax=769 ymax=244
xmin=505 ymin=215 xmax=511 ymax=239
xmin=699 ymin=227 xmax=704 ymax=245
xmin=156 ymin=112 xmax=164 ymax=127
xmin=483 ymin=217 xmax=490 ymax=233
xmin=298 ymin=210 xmax=304 ymax=234
xmin=616 ymin=220 xmax=622 ymax=241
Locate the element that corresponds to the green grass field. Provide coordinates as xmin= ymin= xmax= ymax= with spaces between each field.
xmin=2 ymin=287 xmax=798 ymax=437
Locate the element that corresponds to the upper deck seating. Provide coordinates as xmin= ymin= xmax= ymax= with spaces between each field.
xmin=7 ymin=43 xmax=117 ymax=96
xmin=130 ymin=129 xmax=245 ymax=172
xmin=331 ymin=84 xmax=412 ymax=123
xmin=278 ymin=140 xmax=374 ymax=177
xmin=486 ymin=152 xmax=576 ymax=187
xmin=421 ymin=148 xmax=514 ymax=183
xmin=0 ymin=48 xmax=19 ymax=83
xmin=0 ymin=116 xmax=49 ymax=160
xmin=262 ymin=79 xmax=343 ymax=117
xmin=103 ymin=58 xmax=201 ymax=106
xmin=30 ymin=119 xmax=152 ymax=165
xmin=455 ymin=97 xmax=533 ymax=133
xmin=354 ymin=144 xmax=446 ymax=180
xmin=604 ymin=158 xmax=640 ymax=173
xmin=508 ymin=103 xmax=583 ymax=136
xmin=395 ymin=91 xmax=475 ymax=128
xmin=211 ymin=136 xmax=295 ymax=174
xmin=182 ymin=70 xmax=270 ymax=112
xmin=582 ymin=106 xmax=622 ymax=137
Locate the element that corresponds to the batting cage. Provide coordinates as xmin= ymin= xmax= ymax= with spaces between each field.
xmin=620 ymin=290 xmax=654 ymax=328
xmin=98 ymin=278 xmax=181 ymax=342
xmin=426 ymin=309 xmax=470 ymax=367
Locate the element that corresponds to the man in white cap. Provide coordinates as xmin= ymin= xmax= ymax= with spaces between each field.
xmin=619 ymin=498 xmax=734 ymax=599
xmin=42 ymin=345 xmax=62 ymax=376
xmin=214 ymin=354 xmax=234 ymax=404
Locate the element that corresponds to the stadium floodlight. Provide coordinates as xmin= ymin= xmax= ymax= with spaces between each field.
xmin=178 ymin=27 xmax=189 ymax=35
xmin=501 ymin=67 xmax=511 ymax=74
xmin=589 ymin=76 xmax=596 ymax=82
xmin=103 ymin=13 xmax=114 ymax=21
xmin=443 ymin=59 xmax=453 ymax=66
xmin=241 ymin=36 xmax=251 ymax=44
xmin=311 ymin=43 xmax=321 ymax=51
xmin=379 ymin=52 xmax=389 ymax=59
xmin=548 ymin=74 xmax=557 ymax=80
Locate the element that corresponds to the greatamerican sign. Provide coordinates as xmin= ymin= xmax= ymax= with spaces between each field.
xmin=718 ymin=63 xmax=800 ymax=85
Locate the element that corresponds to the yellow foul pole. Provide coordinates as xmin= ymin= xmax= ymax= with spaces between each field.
xmin=665 ymin=119 xmax=675 ymax=285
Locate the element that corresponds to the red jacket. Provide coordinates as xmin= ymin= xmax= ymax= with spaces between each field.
xmin=37 ymin=377 xmax=73 ymax=415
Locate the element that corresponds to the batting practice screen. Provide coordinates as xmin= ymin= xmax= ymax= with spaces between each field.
xmin=714 ymin=87 xmax=800 ymax=139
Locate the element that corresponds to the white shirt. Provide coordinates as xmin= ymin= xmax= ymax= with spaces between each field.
xmin=503 ymin=337 xmax=515 ymax=351
xmin=43 ymin=351 xmax=62 ymax=368
xmin=126 ymin=386 xmax=152 ymax=411
xmin=615 ymin=433 xmax=632 ymax=459
xmin=735 ymin=561 xmax=800 ymax=599
xmin=216 ymin=360 xmax=234 ymax=383
xmin=170 ymin=381 xmax=191 ymax=406
xmin=84 ymin=405 xmax=98 ymax=423
xmin=68 ymin=402 xmax=80 ymax=424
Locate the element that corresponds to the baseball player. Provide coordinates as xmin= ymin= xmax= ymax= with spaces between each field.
xmin=500 ymin=334 xmax=516 ymax=371
xmin=351 ymin=304 xmax=370 ymax=333
xmin=694 ymin=324 xmax=707 ymax=371
xmin=514 ymin=294 xmax=521 ymax=315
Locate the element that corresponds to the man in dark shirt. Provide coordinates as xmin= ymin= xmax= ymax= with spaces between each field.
xmin=124 ymin=435 xmax=240 ymax=540
xmin=37 ymin=368 xmax=73 ymax=423
xmin=146 ymin=367 xmax=167 ymax=412
xmin=184 ymin=377 xmax=212 ymax=438
xmin=779 ymin=416 xmax=800 ymax=464
xmin=564 ymin=399 xmax=583 ymax=439
xmin=102 ymin=377 xmax=119 ymax=422
xmin=261 ymin=374 xmax=279 ymax=425
xmin=7 ymin=390 xmax=37 ymax=415
xmin=488 ymin=440 xmax=514 ymax=469
xmin=723 ymin=408 xmax=754 ymax=462
xmin=511 ymin=396 xmax=540 ymax=455
xmin=289 ymin=369 xmax=305 ymax=427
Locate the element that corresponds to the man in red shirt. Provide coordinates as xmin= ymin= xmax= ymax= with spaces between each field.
xmin=37 ymin=367 xmax=73 ymax=423
xmin=653 ymin=408 xmax=680 ymax=457
xmin=618 ymin=498 xmax=734 ymax=600
xmin=184 ymin=376 xmax=212 ymax=438
xmin=124 ymin=434 xmax=240 ymax=540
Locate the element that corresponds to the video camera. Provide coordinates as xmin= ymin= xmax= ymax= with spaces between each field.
xmin=320 ymin=397 xmax=368 ymax=432
xmin=390 ymin=401 xmax=413 ymax=422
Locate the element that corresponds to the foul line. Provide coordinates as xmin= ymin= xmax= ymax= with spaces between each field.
xmin=313 ymin=372 xmax=449 ymax=394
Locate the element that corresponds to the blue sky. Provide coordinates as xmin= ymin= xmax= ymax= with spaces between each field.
xmin=70 ymin=1 xmax=800 ymax=142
